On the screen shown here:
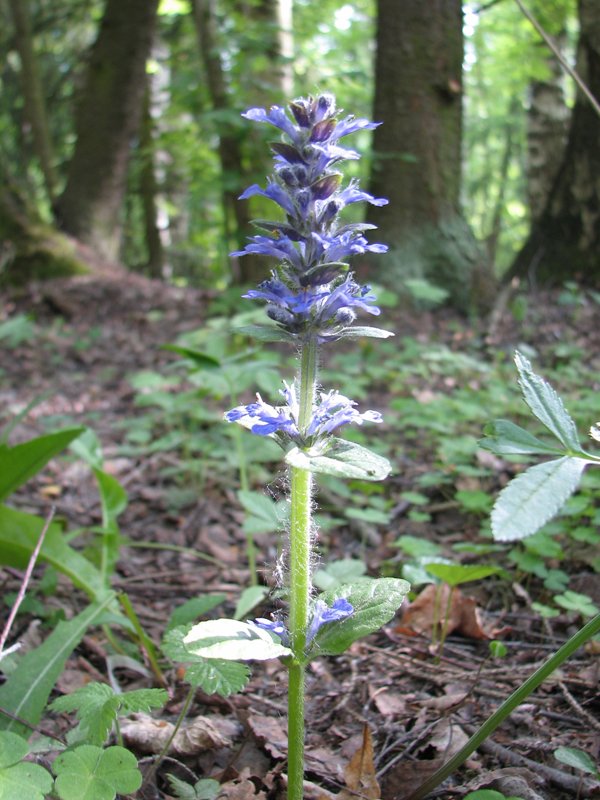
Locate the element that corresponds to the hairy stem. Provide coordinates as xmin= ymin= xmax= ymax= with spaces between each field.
xmin=287 ymin=336 xmax=318 ymax=800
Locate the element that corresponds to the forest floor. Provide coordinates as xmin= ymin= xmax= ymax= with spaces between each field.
xmin=1 ymin=267 xmax=599 ymax=800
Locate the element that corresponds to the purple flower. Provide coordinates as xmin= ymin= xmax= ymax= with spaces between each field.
xmin=253 ymin=598 xmax=354 ymax=651
xmin=225 ymin=383 xmax=382 ymax=443
xmin=306 ymin=598 xmax=354 ymax=643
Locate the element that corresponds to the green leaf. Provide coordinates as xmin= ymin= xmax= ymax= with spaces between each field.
xmin=167 ymin=775 xmax=221 ymax=800
xmin=313 ymin=559 xmax=368 ymax=591
xmin=554 ymin=746 xmax=599 ymax=775
xmin=514 ymin=352 xmax=582 ymax=452
xmin=166 ymin=594 xmax=227 ymax=630
xmin=286 ymin=439 xmax=391 ymax=481
xmin=162 ymin=345 xmax=222 ymax=369
xmin=53 ymin=745 xmax=142 ymax=800
xmin=233 ymin=585 xmax=269 ymax=620
xmin=0 ymin=428 xmax=85 ymax=501
xmin=0 ymin=596 xmax=114 ymax=735
xmin=0 ymin=731 xmax=53 ymax=800
xmin=69 ymin=428 xmax=104 ymax=470
xmin=183 ymin=659 xmax=251 ymax=697
xmin=162 ymin=627 xmax=251 ymax=696
xmin=424 ymin=563 xmax=504 ymax=587
xmin=50 ymin=684 xmax=167 ymax=746
xmin=0 ymin=504 xmax=106 ymax=600
xmin=491 ymin=456 xmax=588 ymax=541
xmin=183 ymin=619 xmax=292 ymax=661
xmin=309 ymin=578 xmax=410 ymax=658
xmin=238 ymin=490 xmax=283 ymax=533
xmin=479 ymin=419 xmax=565 ymax=456
xmin=93 ymin=469 xmax=127 ymax=530
xmin=335 ymin=326 xmax=395 ymax=340
xmin=234 ymin=324 xmax=295 ymax=343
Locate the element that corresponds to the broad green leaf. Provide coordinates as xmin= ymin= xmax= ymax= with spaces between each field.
xmin=162 ymin=345 xmax=222 ymax=369
xmin=0 ymin=504 xmax=105 ymax=599
xmin=554 ymin=746 xmax=598 ymax=775
xmin=53 ymin=745 xmax=142 ymax=800
xmin=479 ymin=419 xmax=564 ymax=456
xmin=514 ymin=352 xmax=582 ymax=452
xmin=162 ymin=628 xmax=250 ymax=696
xmin=310 ymin=578 xmax=410 ymax=658
xmin=336 ymin=326 xmax=395 ymax=339
xmin=234 ymin=324 xmax=295 ymax=343
xmin=93 ymin=469 xmax=127 ymax=529
xmin=313 ymin=559 xmax=368 ymax=591
xmin=0 ymin=733 xmax=53 ymax=800
xmin=166 ymin=594 xmax=227 ymax=630
xmin=233 ymin=585 xmax=269 ymax=620
xmin=184 ymin=619 xmax=292 ymax=661
xmin=0 ymin=596 xmax=114 ymax=735
xmin=491 ymin=456 xmax=588 ymax=542
xmin=424 ymin=563 xmax=504 ymax=587
xmin=286 ymin=439 xmax=391 ymax=481
xmin=0 ymin=427 xmax=85 ymax=501
xmin=237 ymin=490 xmax=281 ymax=524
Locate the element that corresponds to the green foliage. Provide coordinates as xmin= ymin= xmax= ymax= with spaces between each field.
xmin=313 ymin=559 xmax=369 ymax=591
xmin=167 ymin=775 xmax=221 ymax=800
xmin=309 ymin=578 xmax=410 ymax=658
xmin=554 ymin=746 xmax=599 ymax=776
xmin=50 ymin=683 xmax=167 ymax=746
xmin=0 ymin=732 xmax=53 ymax=800
xmin=162 ymin=627 xmax=251 ymax=697
xmin=0 ymin=597 xmax=114 ymax=736
xmin=53 ymin=745 xmax=142 ymax=800
xmin=286 ymin=439 xmax=391 ymax=481
xmin=0 ymin=314 xmax=37 ymax=347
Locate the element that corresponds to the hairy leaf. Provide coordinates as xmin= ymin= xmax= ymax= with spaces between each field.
xmin=286 ymin=439 xmax=391 ymax=481
xmin=491 ymin=456 xmax=588 ymax=541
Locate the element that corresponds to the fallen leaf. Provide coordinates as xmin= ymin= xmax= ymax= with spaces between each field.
xmin=337 ymin=726 xmax=380 ymax=800
xmin=248 ymin=714 xmax=287 ymax=759
xmin=398 ymin=583 xmax=490 ymax=639
xmin=121 ymin=713 xmax=236 ymax=755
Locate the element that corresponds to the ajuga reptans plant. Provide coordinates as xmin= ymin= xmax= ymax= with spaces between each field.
xmin=182 ymin=95 xmax=410 ymax=800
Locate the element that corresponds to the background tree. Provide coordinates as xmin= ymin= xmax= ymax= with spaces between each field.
xmin=54 ymin=0 xmax=160 ymax=262
xmin=368 ymin=0 xmax=490 ymax=310
xmin=508 ymin=0 xmax=600 ymax=285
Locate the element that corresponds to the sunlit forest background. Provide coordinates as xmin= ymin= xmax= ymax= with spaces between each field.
xmin=2 ymin=0 xmax=599 ymax=303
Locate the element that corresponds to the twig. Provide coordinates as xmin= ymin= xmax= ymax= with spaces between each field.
xmin=0 ymin=506 xmax=55 ymax=658
xmin=558 ymin=679 xmax=600 ymax=732
xmin=514 ymin=0 xmax=600 ymax=118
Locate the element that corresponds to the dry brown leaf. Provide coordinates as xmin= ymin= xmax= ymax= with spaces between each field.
xmin=121 ymin=713 xmax=234 ymax=755
xmin=369 ymin=687 xmax=407 ymax=717
xmin=398 ymin=583 xmax=490 ymax=639
xmin=248 ymin=714 xmax=288 ymax=759
xmin=337 ymin=726 xmax=380 ymax=800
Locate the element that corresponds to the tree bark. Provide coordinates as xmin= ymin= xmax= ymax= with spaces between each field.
xmin=509 ymin=0 xmax=600 ymax=285
xmin=54 ymin=0 xmax=159 ymax=263
xmin=368 ymin=0 xmax=491 ymax=310
xmin=139 ymin=83 xmax=164 ymax=279
xmin=7 ymin=0 xmax=57 ymax=203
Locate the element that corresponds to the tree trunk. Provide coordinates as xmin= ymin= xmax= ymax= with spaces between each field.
xmin=54 ymin=0 xmax=159 ymax=263
xmin=7 ymin=0 xmax=57 ymax=203
xmin=368 ymin=0 xmax=492 ymax=310
xmin=139 ymin=83 xmax=164 ymax=279
xmin=526 ymin=35 xmax=570 ymax=222
xmin=509 ymin=0 xmax=600 ymax=285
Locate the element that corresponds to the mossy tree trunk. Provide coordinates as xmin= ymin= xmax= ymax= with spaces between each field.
xmin=509 ymin=0 xmax=600 ymax=286
xmin=368 ymin=0 xmax=491 ymax=310
xmin=54 ymin=0 xmax=159 ymax=263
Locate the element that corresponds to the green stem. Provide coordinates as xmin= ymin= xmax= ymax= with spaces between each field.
xmin=406 ymin=612 xmax=600 ymax=800
xmin=287 ymin=336 xmax=318 ymax=800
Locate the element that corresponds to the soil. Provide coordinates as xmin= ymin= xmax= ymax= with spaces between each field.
xmin=1 ymin=267 xmax=599 ymax=800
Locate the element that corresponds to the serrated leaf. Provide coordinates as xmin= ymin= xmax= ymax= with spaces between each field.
xmin=286 ymin=439 xmax=391 ymax=481
xmin=491 ymin=457 xmax=588 ymax=542
xmin=53 ymin=745 xmax=142 ymax=800
xmin=479 ymin=420 xmax=565 ymax=456
xmin=309 ymin=578 xmax=410 ymax=657
xmin=336 ymin=326 xmax=395 ymax=339
xmin=184 ymin=619 xmax=292 ymax=660
xmin=514 ymin=352 xmax=582 ymax=452
xmin=184 ymin=659 xmax=251 ymax=696
xmin=234 ymin=325 xmax=295 ymax=343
